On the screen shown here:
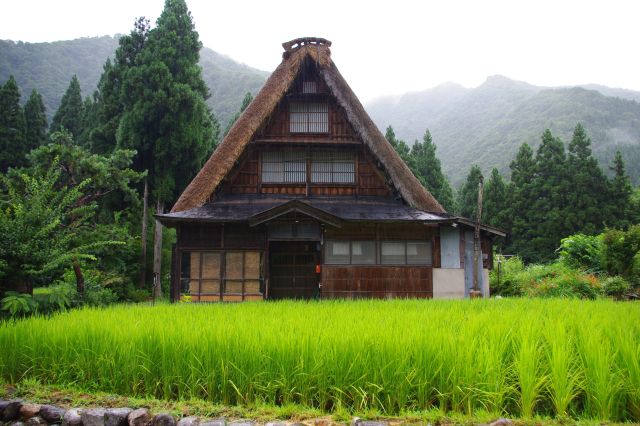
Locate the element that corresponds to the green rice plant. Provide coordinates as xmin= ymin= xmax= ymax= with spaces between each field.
xmin=513 ymin=320 xmax=546 ymax=418
xmin=0 ymin=299 xmax=638 ymax=422
xmin=576 ymin=317 xmax=623 ymax=420
xmin=544 ymin=321 xmax=581 ymax=417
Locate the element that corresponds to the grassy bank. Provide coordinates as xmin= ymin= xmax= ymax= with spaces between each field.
xmin=0 ymin=299 xmax=638 ymax=422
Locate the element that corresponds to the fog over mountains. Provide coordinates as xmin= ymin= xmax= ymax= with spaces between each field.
xmin=366 ymin=76 xmax=640 ymax=185
xmin=1 ymin=36 xmax=638 ymax=186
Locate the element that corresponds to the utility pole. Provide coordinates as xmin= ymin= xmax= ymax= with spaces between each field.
xmin=471 ymin=176 xmax=484 ymax=298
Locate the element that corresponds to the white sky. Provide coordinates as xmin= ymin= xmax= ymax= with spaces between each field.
xmin=2 ymin=0 xmax=639 ymax=102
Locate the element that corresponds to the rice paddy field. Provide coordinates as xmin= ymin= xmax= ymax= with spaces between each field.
xmin=0 ymin=299 xmax=639 ymax=422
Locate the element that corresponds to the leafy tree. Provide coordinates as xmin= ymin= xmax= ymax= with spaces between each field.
xmin=23 ymin=89 xmax=48 ymax=151
xmin=410 ymin=129 xmax=454 ymax=211
xmin=50 ymin=75 xmax=84 ymax=139
xmin=608 ymin=151 xmax=633 ymax=228
xmin=565 ymin=123 xmax=608 ymax=235
xmin=483 ymin=168 xmax=506 ymax=228
xmin=456 ymin=165 xmax=483 ymax=218
xmin=0 ymin=76 xmax=26 ymax=172
xmin=27 ymin=129 xmax=144 ymax=223
xmin=0 ymin=158 xmax=111 ymax=296
xmin=224 ymin=91 xmax=252 ymax=137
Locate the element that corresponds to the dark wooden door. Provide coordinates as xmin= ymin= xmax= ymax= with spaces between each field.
xmin=268 ymin=241 xmax=319 ymax=299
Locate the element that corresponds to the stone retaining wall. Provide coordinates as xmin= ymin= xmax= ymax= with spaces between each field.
xmin=0 ymin=399 xmax=512 ymax=426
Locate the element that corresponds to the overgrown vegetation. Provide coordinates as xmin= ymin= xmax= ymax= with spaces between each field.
xmin=491 ymin=225 xmax=640 ymax=298
xmin=0 ymin=300 xmax=638 ymax=422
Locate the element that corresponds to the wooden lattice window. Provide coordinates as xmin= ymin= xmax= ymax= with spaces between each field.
xmin=290 ymin=101 xmax=328 ymax=133
xmin=262 ymin=151 xmax=306 ymax=183
xmin=311 ymin=151 xmax=355 ymax=183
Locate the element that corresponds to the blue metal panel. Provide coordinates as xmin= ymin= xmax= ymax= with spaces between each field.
xmin=440 ymin=226 xmax=460 ymax=269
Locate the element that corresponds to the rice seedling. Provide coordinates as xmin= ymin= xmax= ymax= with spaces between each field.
xmin=0 ymin=298 xmax=638 ymax=422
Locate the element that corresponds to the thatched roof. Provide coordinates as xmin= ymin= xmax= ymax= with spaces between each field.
xmin=171 ymin=38 xmax=445 ymax=214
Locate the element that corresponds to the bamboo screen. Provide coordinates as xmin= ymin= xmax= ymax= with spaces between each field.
xmin=185 ymin=251 xmax=263 ymax=300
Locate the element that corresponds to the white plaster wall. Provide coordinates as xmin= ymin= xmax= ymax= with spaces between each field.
xmin=433 ymin=268 xmax=466 ymax=299
xmin=433 ymin=268 xmax=491 ymax=298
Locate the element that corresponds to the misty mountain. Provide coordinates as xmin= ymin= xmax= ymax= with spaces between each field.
xmin=0 ymin=36 xmax=268 ymax=127
xmin=367 ymin=76 xmax=640 ymax=186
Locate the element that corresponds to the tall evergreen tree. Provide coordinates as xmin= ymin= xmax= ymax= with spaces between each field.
xmin=505 ymin=143 xmax=536 ymax=259
xmin=608 ymin=150 xmax=633 ymax=228
xmin=528 ymin=129 xmax=569 ymax=262
xmin=411 ymin=129 xmax=454 ymax=211
xmin=456 ymin=165 xmax=483 ymax=218
xmin=51 ymin=75 xmax=84 ymax=139
xmin=565 ymin=123 xmax=608 ymax=234
xmin=23 ymin=89 xmax=48 ymax=151
xmin=117 ymin=0 xmax=218 ymax=294
xmin=91 ymin=18 xmax=151 ymax=154
xmin=0 ymin=76 xmax=26 ymax=172
xmin=483 ymin=168 xmax=506 ymax=228
xmin=385 ymin=125 xmax=417 ymax=174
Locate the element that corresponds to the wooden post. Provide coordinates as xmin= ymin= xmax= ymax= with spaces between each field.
xmin=471 ymin=176 xmax=484 ymax=298
xmin=139 ymin=178 xmax=149 ymax=289
xmin=152 ymin=199 xmax=164 ymax=300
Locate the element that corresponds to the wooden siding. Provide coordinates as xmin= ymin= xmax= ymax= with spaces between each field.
xmin=223 ymin=147 xmax=391 ymax=197
xmin=324 ymin=223 xmax=437 ymax=241
xmin=321 ymin=266 xmax=433 ymax=299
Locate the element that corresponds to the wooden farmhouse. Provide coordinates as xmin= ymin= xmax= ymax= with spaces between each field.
xmin=158 ymin=37 xmax=504 ymax=302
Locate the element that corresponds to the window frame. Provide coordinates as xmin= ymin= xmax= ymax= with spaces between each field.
xmin=289 ymin=101 xmax=329 ymax=134
xmin=324 ymin=240 xmax=433 ymax=266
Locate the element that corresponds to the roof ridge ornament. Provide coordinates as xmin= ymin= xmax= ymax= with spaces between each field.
xmin=282 ymin=37 xmax=332 ymax=53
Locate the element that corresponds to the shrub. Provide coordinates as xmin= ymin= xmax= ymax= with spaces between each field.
xmin=126 ymin=288 xmax=151 ymax=303
xmin=558 ymin=233 xmax=603 ymax=273
xmin=490 ymin=255 xmax=525 ymax=296
xmin=603 ymin=276 xmax=631 ymax=300
xmin=602 ymin=225 xmax=640 ymax=287
xmin=525 ymin=266 xmax=602 ymax=299
xmin=1 ymin=291 xmax=37 ymax=316
xmin=492 ymin=260 xmax=603 ymax=299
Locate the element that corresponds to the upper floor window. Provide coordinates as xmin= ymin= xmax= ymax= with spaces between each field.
xmin=262 ymin=151 xmax=306 ymax=183
xmin=261 ymin=150 xmax=355 ymax=184
xmin=290 ymin=102 xmax=328 ymax=133
xmin=311 ymin=151 xmax=355 ymax=183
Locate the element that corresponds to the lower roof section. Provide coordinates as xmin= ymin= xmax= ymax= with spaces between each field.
xmin=157 ymin=195 xmax=506 ymax=236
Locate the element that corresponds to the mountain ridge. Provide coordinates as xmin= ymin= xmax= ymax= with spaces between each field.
xmin=367 ymin=75 xmax=640 ymax=186
xmin=0 ymin=36 xmax=269 ymax=127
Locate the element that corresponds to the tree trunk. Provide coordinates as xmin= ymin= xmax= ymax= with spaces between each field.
xmin=139 ymin=178 xmax=149 ymax=289
xmin=72 ymin=258 xmax=85 ymax=294
xmin=152 ymin=199 xmax=164 ymax=300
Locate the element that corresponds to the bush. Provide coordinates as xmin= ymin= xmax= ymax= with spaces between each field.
xmin=490 ymin=255 xmax=525 ymax=296
xmin=0 ymin=291 xmax=37 ymax=317
xmin=524 ymin=265 xmax=602 ymax=299
xmin=602 ymin=225 xmax=640 ymax=287
xmin=558 ymin=233 xmax=603 ymax=273
xmin=491 ymin=260 xmax=603 ymax=299
xmin=603 ymin=276 xmax=631 ymax=300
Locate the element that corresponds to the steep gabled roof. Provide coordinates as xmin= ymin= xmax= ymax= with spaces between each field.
xmin=171 ymin=38 xmax=445 ymax=214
